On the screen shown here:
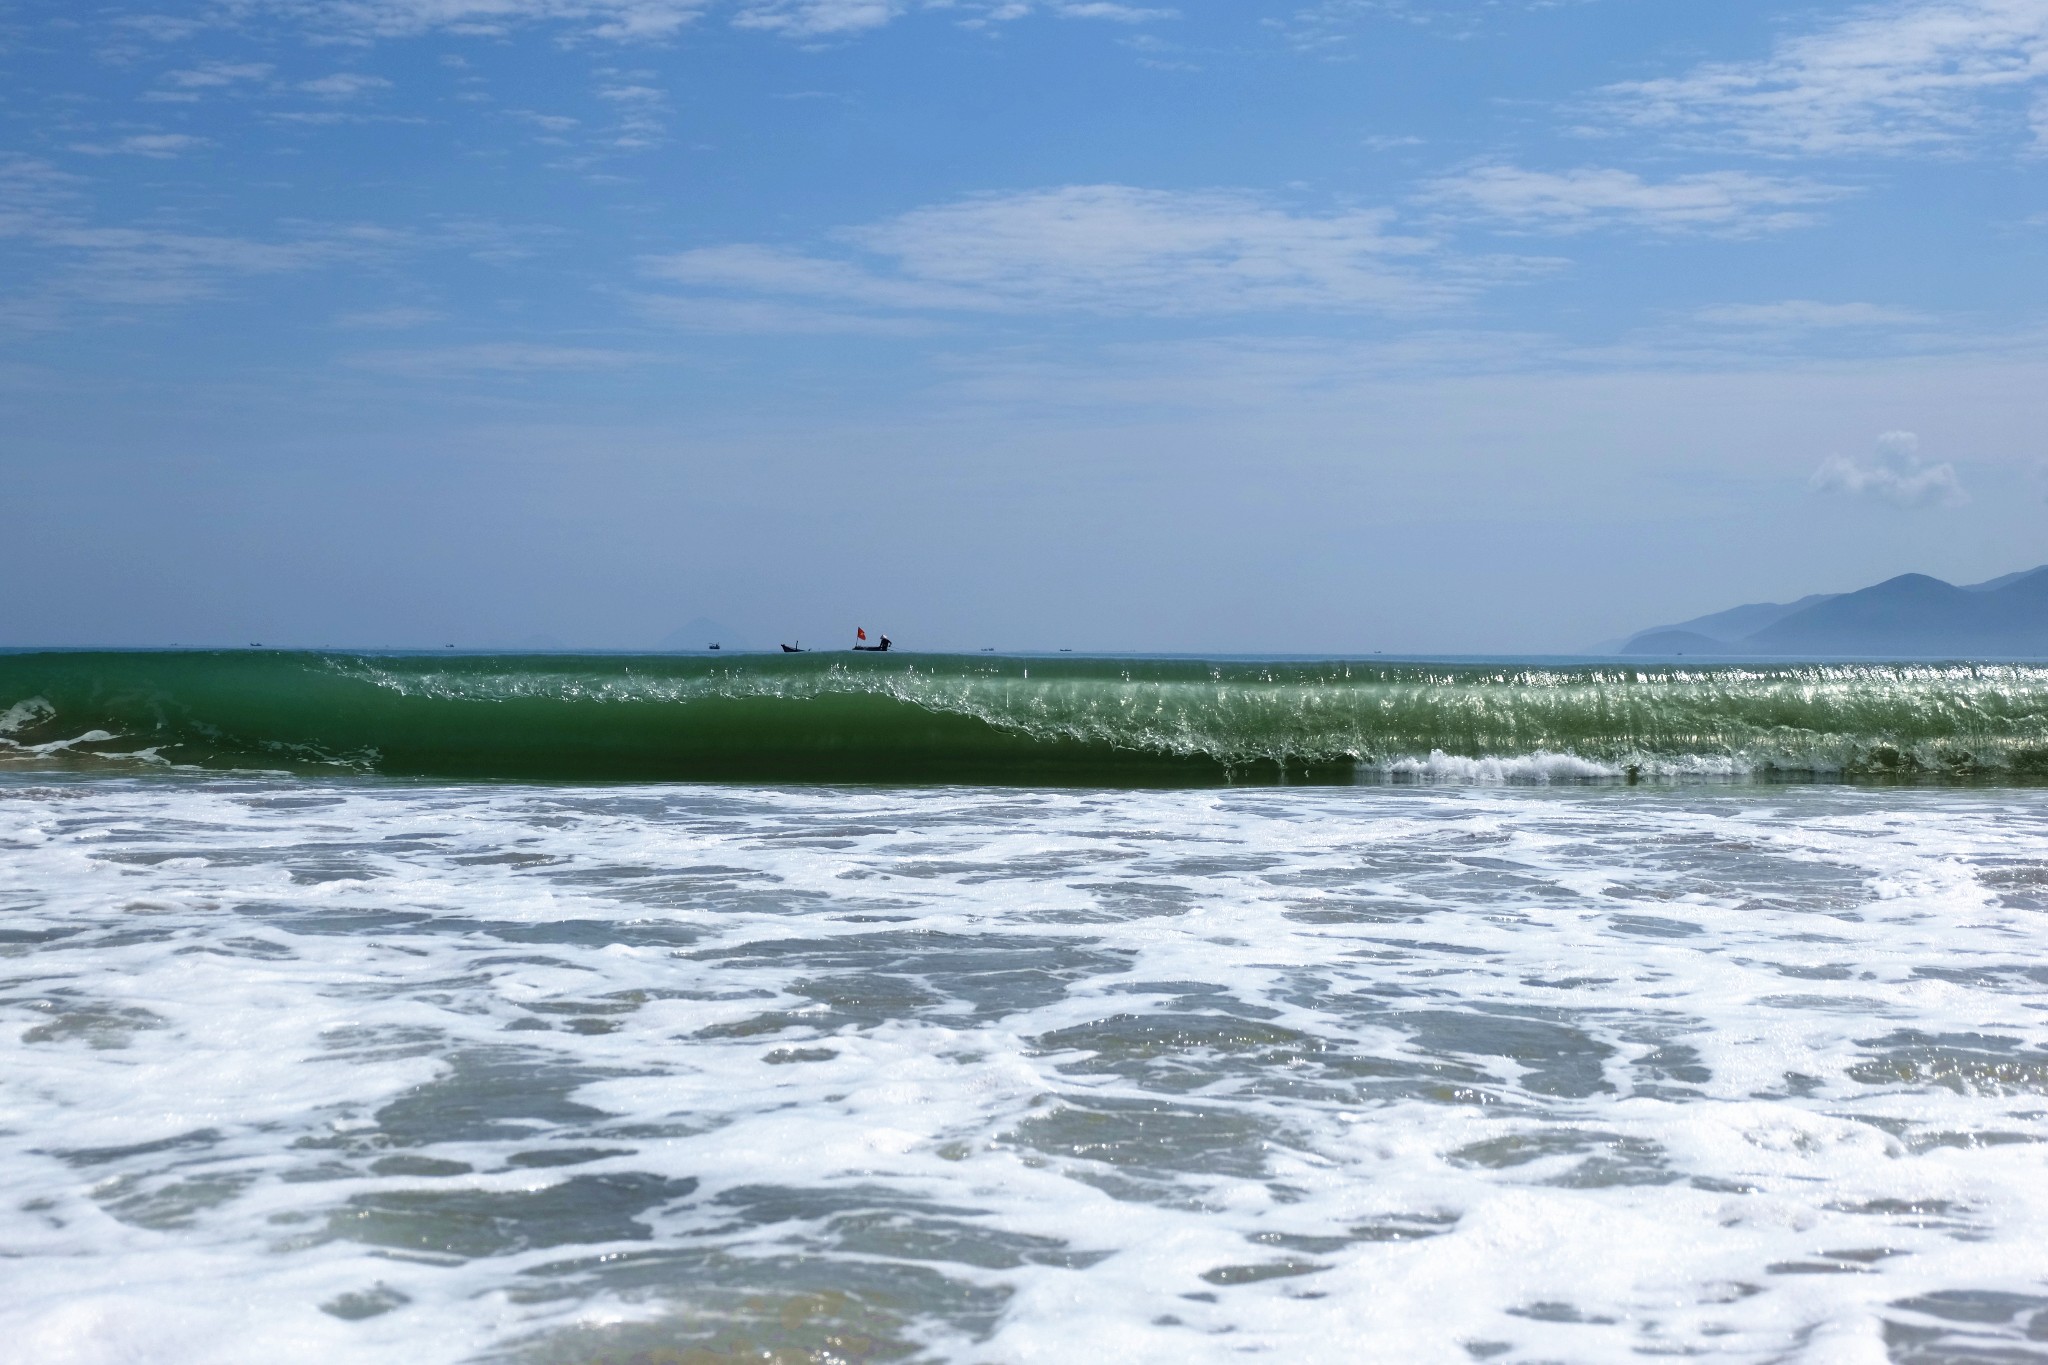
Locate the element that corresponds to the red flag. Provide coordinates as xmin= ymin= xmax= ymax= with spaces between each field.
xmin=857 ymin=627 xmax=867 ymax=640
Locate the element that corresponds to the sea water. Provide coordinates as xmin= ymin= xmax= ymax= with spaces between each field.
xmin=4 ymin=654 xmax=2048 ymax=1363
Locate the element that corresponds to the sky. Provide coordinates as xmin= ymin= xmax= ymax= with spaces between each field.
xmin=4 ymin=0 xmax=2048 ymax=652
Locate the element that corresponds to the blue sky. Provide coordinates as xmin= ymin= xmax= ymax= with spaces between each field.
xmin=4 ymin=0 xmax=2048 ymax=650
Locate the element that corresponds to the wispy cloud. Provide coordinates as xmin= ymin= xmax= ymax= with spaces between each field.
xmin=0 ymin=157 xmax=85 ymax=237
xmin=300 ymin=72 xmax=393 ymax=99
xmin=429 ymin=217 xmax=562 ymax=265
xmin=114 ymin=13 xmax=207 ymax=42
xmin=726 ymin=0 xmax=1172 ymax=37
xmin=1424 ymin=164 xmax=1852 ymax=235
xmin=634 ymin=293 xmax=945 ymax=333
xmin=730 ymin=0 xmax=905 ymax=37
xmin=1278 ymin=0 xmax=1601 ymax=55
xmin=1695 ymin=300 xmax=1931 ymax=328
xmin=69 ymin=134 xmax=211 ymax=159
xmin=0 ymin=156 xmax=385 ymax=324
xmin=344 ymin=342 xmax=651 ymax=373
xmin=1606 ymin=0 xmax=2048 ymax=156
xmin=221 ymin=0 xmax=1168 ymax=43
xmin=644 ymin=185 xmax=1466 ymax=322
xmin=35 ymin=227 xmax=366 ymax=305
xmin=222 ymin=0 xmax=716 ymax=41
xmin=1812 ymin=430 xmax=1968 ymax=505
xmin=511 ymin=110 xmax=582 ymax=136
xmin=335 ymin=305 xmax=445 ymax=329
xmin=161 ymin=61 xmax=274 ymax=90
xmin=595 ymin=74 xmax=668 ymax=147
xmin=1053 ymin=3 xmax=1177 ymax=22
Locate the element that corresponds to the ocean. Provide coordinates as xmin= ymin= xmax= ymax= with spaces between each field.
xmin=5 ymin=651 xmax=2048 ymax=1363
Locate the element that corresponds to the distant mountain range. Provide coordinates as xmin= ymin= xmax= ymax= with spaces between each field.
xmin=1614 ymin=565 xmax=2048 ymax=657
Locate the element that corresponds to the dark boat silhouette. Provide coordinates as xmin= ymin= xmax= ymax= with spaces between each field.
xmin=781 ymin=642 xmax=806 ymax=653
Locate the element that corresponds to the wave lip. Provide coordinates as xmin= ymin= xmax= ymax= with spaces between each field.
xmin=5 ymin=651 xmax=2048 ymax=786
xmin=1365 ymin=751 xmax=1637 ymax=783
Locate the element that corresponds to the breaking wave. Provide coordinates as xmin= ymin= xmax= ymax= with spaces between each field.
xmin=5 ymin=651 xmax=2048 ymax=785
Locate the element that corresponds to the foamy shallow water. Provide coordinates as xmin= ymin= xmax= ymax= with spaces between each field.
xmin=4 ymin=776 xmax=2048 ymax=1364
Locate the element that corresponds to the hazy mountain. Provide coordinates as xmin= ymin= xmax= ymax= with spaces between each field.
xmin=1962 ymin=567 xmax=2044 ymax=592
xmin=1621 ymin=593 xmax=1840 ymax=651
xmin=1619 ymin=566 xmax=2048 ymax=657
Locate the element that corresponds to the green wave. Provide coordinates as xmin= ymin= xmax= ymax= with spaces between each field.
xmin=6 ymin=650 xmax=2048 ymax=785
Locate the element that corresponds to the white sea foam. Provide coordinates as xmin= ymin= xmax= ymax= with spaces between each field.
xmin=2 ymin=777 xmax=2047 ymax=1362
xmin=0 ymin=696 xmax=55 ymax=735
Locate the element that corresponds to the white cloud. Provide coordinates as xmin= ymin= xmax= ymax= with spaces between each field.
xmin=1812 ymin=430 xmax=1969 ymax=505
xmin=161 ymin=61 xmax=274 ymax=90
xmin=69 ymin=134 xmax=210 ymax=159
xmin=513 ymin=111 xmax=582 ymax=132
xmin=645 ymin=185 xmax=1459 ymax=322
xmin=225 ymin=0 xmax=714 ymax=41
xmin=1607 ymin=0 xmax=2048 ymax=155
xmin=595 ymin=76 xmax=668 ymax=147
xmin=1695 ymin=300 xmax=1931 ymax=327
xmin=863 ymin=188 xmax=1438 ymax=310
xmin=1425 ymin=164 xmax=1851 ymax=235
xmin=928 ymin=0 xmax=1178 ymax=29
xmin=300 ymin=72 xmax=393 ymax=99
xmin=1053 ymin=3 xmax=1177 ymax=22
xmin=266 ymin=109 xmax=428 ymax=126
xmin=730 ymin=0 xmax=904 ymax=36
xmin=225 ymin=0 xmax=1164 ymax=43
